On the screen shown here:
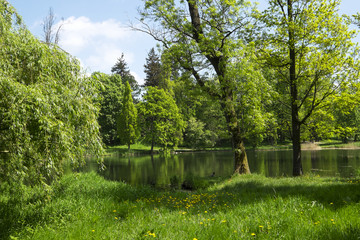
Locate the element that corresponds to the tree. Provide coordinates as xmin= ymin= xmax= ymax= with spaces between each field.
xmin=0 ymin=1 xmax=103 ymax=187
xmin=118 ymin=81 xmax=138 ymax=150
xmin=42 ymin=7 xmax=63 ymax=45
xmin=259 ymin=0 xmax=359 ymax=175
xmin=138 ymin=87 xmax=185 ymax=153
xmin=184 ymin=117 xmax=218 ymax=149
xmin=137 ymin=0 xmax=258 ymax=174
xmin=144 ymin=47 xmax=162 ymax=87
xmin=111 ymin=53 xmax=140 ymax=97
xmin=93 ymin=72 xmax=124 ymax=146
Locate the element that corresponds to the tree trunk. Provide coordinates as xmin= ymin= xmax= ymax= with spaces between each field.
xmin=128 ymin=144 xmax=130 ymax=151
xmin=233 ymin=129 xmax=250 ymax=174
xmin=186 ymin=0 xmax=250 ymax=174
xmin=221 ymin=100 xmax=250 ymax=174
xmin=150 ymin=138 xmax=154 ymax=155
xmin=292 ymin=116 xmax=303 ymax=176
xmin=288 ymin=0 xmax=303 ymax=176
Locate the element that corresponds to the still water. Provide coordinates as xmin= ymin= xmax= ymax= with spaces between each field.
xmin=85 ymin=149 xmax=360 ymax=186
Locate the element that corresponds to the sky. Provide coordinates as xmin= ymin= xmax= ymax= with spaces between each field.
xmin=9 ymin=0 xmax=360 ymax=85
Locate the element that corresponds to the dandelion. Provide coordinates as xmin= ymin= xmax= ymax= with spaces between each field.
xmin=251 ymin=233 xmax=256 ymax=236
xmin=146 ymin=231 xmax=156 ymax=238
xmin=113 ymin=210 xmax=117 ymax=212
xmin=259 ymin=225 xmax=264 ymax=228
xmin=193 ymin=238 xmax=198 ymax=240
xmin=92 ymin=230 xmax=95 ymax=232
xmin=221 ymin=220 xmax=227 ymax=223
xmin=115 ymin=217 xmax=118 ymax=220
xmin=330 ymin=202 xmax=333 ymax=205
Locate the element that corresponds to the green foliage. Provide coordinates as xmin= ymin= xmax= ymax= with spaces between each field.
xmin=138 ymin=87 xmax=185 ymax=150
xmin=0 ymin=1 xmax=103 ymax=187
xmin=332 ymin=83 xmax=360 ymax=142
xmin=229 ymin=46 xmax=277 ymax=148
xmin=118 ymin=82 xmax=138 ymax=149
xmin=172 ymin=72 xmax=230 ymax=148
xmin=184 ymin=117 xmax=218 ymax=149
xmin=93 ymin=72 xmax=124 ymax=146
xmin=259 ymin=0 xmax=359 ymax=130
xmin=302 ymin=108 xmax=335 ymax=142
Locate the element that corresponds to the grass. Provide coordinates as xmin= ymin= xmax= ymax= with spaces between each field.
xmin=317 ymin=140 xmax=360 ymax=149
xmin=105 ymin=143 xmax=161 ymax=155
xmin=104 ymin=140 xmax=360 ymax=157
xmin=1 ymin=172 xmax=360 ymax=240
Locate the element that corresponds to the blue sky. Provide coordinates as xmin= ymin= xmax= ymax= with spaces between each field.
xmin=9 ymin=0 xmax=360 ymax=85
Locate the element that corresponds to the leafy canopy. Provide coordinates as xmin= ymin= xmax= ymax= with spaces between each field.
xmin=138 ymin=87 xmax=185 ymax=150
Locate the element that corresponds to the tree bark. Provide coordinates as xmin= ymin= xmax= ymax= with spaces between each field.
xmin=150 ymin=138 xmax=154 ymax=155
xmin=291 ymin=112 xmax=303 ymax=176
xmin=221 ymin=98 xmax=250 ymax=174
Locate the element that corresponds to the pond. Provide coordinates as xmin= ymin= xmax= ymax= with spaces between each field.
xmin=84 ymin=149 xmax=360 ymax=187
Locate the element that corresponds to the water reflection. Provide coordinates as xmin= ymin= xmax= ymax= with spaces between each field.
xmin=84 ymin=149 xmax=360 ymax=186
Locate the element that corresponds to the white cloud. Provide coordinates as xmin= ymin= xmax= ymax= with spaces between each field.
xmin=130 ymin=71 xmax=144 ymax=86
xmin=55 ymin=16 xmax=145 ymax=85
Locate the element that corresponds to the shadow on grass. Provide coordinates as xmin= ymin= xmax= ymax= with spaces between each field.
xmin=215 ymin=176 xmax=360 ymax=208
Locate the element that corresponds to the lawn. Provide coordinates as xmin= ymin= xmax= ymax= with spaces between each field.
xmin=1 ymin=172 xmax=360 ymax=239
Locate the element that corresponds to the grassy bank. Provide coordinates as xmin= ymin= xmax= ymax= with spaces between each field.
xmin=1 ymin=172 xmax=360 ymax=239
xmin=106 ymin=140 xmax=360 ymax=155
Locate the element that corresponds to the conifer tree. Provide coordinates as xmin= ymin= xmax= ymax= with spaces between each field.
xmin=118 ymin=81 xmax=138 ymax=150
xmin=144 ymin=48 xmax=162 ymax=87
xmin=112 ymin=53 xmax=140 ymax=97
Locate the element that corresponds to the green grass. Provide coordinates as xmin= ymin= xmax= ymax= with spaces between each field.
xmin=318 ymin=140 xmax=360 ymax=149
xmin=2 ymin=172 xmax=360 ymax=240
xmin=105 ymin=143 xmax=160 ymax=155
